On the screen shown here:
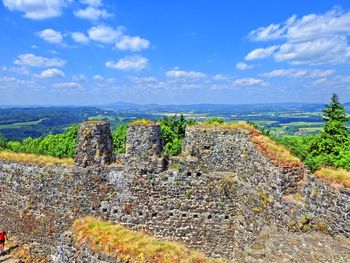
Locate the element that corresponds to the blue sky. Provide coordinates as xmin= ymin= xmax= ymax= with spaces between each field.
xmin=1 ymin=0 xmax=350 ymax=105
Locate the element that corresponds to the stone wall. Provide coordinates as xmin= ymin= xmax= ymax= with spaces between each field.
xmin=52 ymin=231 xmax=127 ymax=263
xmin=182 ymin=126 xmax=305 ymax=195
xmin=0 ymin=122 xmax=349 ymax=262
xmin=75 ymin=121 xmax=113 ymax=167
xmin=303 ymin=175 xmax=350 ymax=236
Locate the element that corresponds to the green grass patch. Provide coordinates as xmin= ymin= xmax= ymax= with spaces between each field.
xmin=0 ymin=118 xmax=47 ymax=129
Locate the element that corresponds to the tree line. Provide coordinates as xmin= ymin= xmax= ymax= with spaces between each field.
xmin=0 ymin=94 xmax=349 ymax=173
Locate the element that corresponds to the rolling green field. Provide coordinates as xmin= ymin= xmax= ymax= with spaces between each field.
xmin=1 ymin=103 xmax=349 ymax=140
xmin=0 ymin=118 xmax=47 ymax=129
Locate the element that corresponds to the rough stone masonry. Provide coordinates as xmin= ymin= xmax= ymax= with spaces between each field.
xmin=0 ymin=121 xmax=349 ymax=262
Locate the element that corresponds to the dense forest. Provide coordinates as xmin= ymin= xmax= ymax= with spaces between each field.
xmin=0 ymin=94 xmax=349 ymax=173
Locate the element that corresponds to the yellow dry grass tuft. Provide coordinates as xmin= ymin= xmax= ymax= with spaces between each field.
xmin=130 ymin=119 xmax=157 ymax=126
xmin=191 ymin=121 xmax=257 ymax=132
xmin=315 ymin=167 xmax=350 ymax=189
xmin=72 ymin=217 xmax=226 ymax=263
xmin=251 ymin=133 xmax=302 ymax=167
xmin=0 ymin=150 xmax=74 ymax=166
xmin=81 ymin=121 xmax=108 ymax=125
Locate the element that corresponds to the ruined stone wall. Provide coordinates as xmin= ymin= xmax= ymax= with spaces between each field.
xmin=0 ymin=123 xmax=349 ymax=262
xmin=182 ymin=126 xmax=305 ymax=195
xmin=0 ymin=161 xmax=120 ymax=258
xmin=303 ymin=175 xmax=350 ymax=236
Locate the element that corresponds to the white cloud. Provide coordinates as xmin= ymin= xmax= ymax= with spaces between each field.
xmin=38 ymin=68 xmax=64 ymax=78
xmin=236 ymin=62 xmax=254 ymax=70
xmin=53 ymin=82 xmax=81 ymax=88
xmin=74 ymin=7 xmax=112 ymax=21
xmin=37 ymin=29 xmax=63 ymax=44
xmin=245 ymin=46 xmax=278 ymax=61
xmin=233 ymin=78 xmax=264 ymax=86
xmin=248 ymin=15 xmax=296 ymax=41
xmin=261 ymin=68 xmax=335 ymax=78
xmin=80 ymin=0 xmax=101 ymax=7
xmin=71 ymin=32 xmax=89 ymax=44
xmin=88 ymin=25 xmax=122 ymax=44
xmin=106 ymin=55 xmax=148 ymax=71
xmin=166 ymin=69 xmax=206 ymax=79
xmin=275 ymin=36 xmax=350 ymax=65
xmin=116 ymin=36 xmax=150 ymax=51
xmin=246 ymin=7 xmax=350 ymax=65
xmin=3 ymin=0 xmax=69 ymax=20
xmin=14 ymin=53 xmax=66 ymax=67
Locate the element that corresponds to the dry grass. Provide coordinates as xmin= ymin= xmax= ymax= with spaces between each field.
xmin=72 ymin=217 xmax=226 ymax=263
xmin=0 ymin=150 xmax=73 ymax=166
xmin=251 ymin=133 xmax=302 ymax=167
xmin=130 ymin=119 xmax=157 ymax=126
xmin=190 ymin=121 xmax=257 ymax=133
xmin=315 ymin=167 xmax=350 ymax=189
xmin=81 ymin=121 xmax=108 ymax=125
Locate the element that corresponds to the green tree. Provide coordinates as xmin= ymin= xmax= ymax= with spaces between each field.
xmin=0 ymin=135 xmax=6 ymax=149
xmin=307 ymin=93 xmax=350 ymax=170
xmin=204 ymin=117 xmax=224 ymax=125
xmin=112 ymin=124 xmax=127 ymax=154
xmin=159 ymin=115 xmax=195 ymax=156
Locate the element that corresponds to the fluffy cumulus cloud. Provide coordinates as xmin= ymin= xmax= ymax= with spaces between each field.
xmin=2 ymin=0 xmax=69 ymax=19
xmin=38 ymin=68 xmax=65 ymax=78
xmin=106 ymin=55 xmax=148 ymax=71
xmin=245 ymin=7 xmax=350 ymax=65
xmin=166 ymin=68 xmax=206 ymax=79
xmin=245 ymin=46 xmax=278 ymax=61
xmin=88 ymin=25 xmax=122 ymax=44
xmin=14 ymin=53 xmax=66 ymax=67
xmin=37 ymin=29 xmax=63 ymax=44
xmin=74 ymin=7 xmax=112 ymax=21
xmin=116 ymin=36 xmax=150 ymax=52
xmin=236 ymin=62 xmax=254 ymax=70
xmin=71 ymin=32 xmax=89 ymax=44
xmin=86 ymin=25 xmax=151 ymax=50
xmin=261 ymin=68 xmax=335 ymax=78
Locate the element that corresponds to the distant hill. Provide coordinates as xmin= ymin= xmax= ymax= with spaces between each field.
xmin=1 ymin=102 xmax=350 ymax=140
xmin=0 ymin=107 xmax=118 ymax=140
xmin=101 ymin=102 xmax=328 ymax=115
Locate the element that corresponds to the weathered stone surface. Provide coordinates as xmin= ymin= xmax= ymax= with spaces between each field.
xmin=126 ymin=122 xmax=163 ymax=158
xmin=243 ymin=226 xmax=350 ymax=262
xmin=0 ymin=123 xmax=349 ymax=262
xmin=75 ymin=121 xmax=113 ymax=167
xmin=125 ymin=122 xmax=167 ymax=174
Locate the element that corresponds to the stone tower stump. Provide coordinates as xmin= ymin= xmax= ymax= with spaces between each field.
xmin=125 ymin=121 xmax=166 ymax=174
xmin=126 ymin=121 xmax=163 ymax=158
xmin=75 ymin=121 xmax=113 ymax=167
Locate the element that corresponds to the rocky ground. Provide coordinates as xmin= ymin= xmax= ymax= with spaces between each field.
xmin=243 ymin=227 xmax=350 ymax=263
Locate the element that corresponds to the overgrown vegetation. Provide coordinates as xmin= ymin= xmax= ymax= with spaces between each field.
xmin=112 ymin=124 xmax=127 ymax=154
xmin=159 ymin=115 xmax=196 ymax=156
xmin=0 ymin=125 xmax=78 ymax=158
xmin=315 ymin=167 xmax=350 ymax=188
xmin=277 ymin=93 xmax=350 ymax=171
xmin=72 ymin=217 xmax=225 ymax=263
